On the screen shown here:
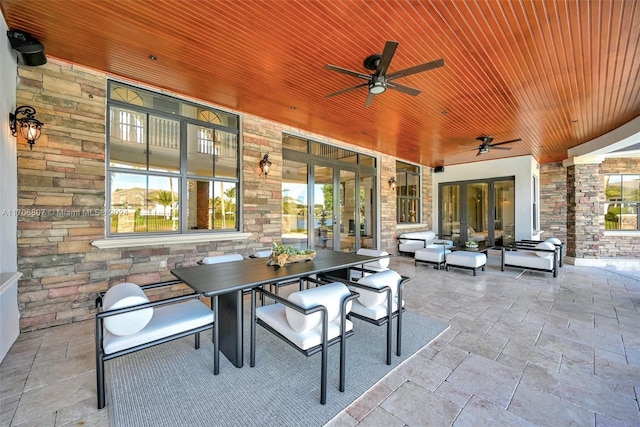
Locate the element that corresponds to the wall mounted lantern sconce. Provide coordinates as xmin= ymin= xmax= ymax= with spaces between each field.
xmin=388 ymin=177 xmax=397 ymax=190
xmin=10 ymin=105 xmax=43 ymax=150
xmin=259 ymin=153 xmax=272 ymax=177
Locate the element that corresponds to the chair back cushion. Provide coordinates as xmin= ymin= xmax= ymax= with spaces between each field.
xmin=545 ymin=237 xmax=562 ymax=246
xmin=535 ymin=241 xmax=556 ymax=258
xmin=356 ymin=248 xmax=390 ymax=269
xmin=355 ymin=270 xmax=402 ymax=308
xmin=102 ymin=282 xmax=153 ymax=336
xmin=201 ymin=254 xmax=244 ymax=264
xmin=285 ymin=282 xmax=351 ymax=332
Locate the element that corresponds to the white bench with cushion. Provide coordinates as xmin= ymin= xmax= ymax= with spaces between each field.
xmin=95 ymin=280 xmax=214 ymax=409
xmin=397 ymin=231 xmax=437 ymax=255
xmin=501 ymin=241 xmax=559 ymax=277
xmin=445 ymin=251 xmax=487 ymax=275
xmin=415 ymin=246 xmax=452 ymax=269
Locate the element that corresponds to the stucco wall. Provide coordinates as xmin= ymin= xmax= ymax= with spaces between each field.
xmin=1 ymin=14 xmax=18 ymax=274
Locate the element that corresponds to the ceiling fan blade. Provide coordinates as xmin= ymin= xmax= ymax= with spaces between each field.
xmin=490 ymin=146 xmax=512 ymax=150
xmin=387 ymin=58 xmax=444 ymax=81
xmin=476 ymin=135 xmax=494 ymax=145
xmin=376 ymin=41 xmax=398 ymax=76
xmin=364 ymin=92 xmax=376 ymax=108
xmin=476 ymin=150 xmax=482 ymax=156
xmin=324 ymin=64 xmax=370 ymax=80
xmin=325 ymin=82 xmax=368 ymax=98
xmin=386 ymin=81 xmax=421 ymax=96
xmin=491 ymin=138 xmax=522 ymax=147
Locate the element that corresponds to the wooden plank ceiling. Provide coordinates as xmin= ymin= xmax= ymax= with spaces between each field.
xmin=1 ymin=0 xmax=639 ymax=167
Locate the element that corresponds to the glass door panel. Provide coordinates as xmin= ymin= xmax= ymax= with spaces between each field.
xmin=440 ymin=177 xmax=515 ymax=247
xmin=281 ymin=159 xmax=308 ymax=250
xmin=494 ymin=180 xmax=515 ymax=246
xmin=313 ymin=165 xmax=334 ymax=251
xmin=359 ymin=173 xmax=376 ymax=248
xmin=441 ymin=184 xmax=461 ymax=245
xmin=467 ymin=182 xmax=489 ymax=244
xmin=339 ymin=170 xmax=356 ymax=252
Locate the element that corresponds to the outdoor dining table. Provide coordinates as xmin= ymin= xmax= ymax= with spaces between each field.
xmin=170 ymin=250 xmax=382 ymax=374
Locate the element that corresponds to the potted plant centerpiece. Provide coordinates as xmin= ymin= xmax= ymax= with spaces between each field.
xmin=268 ymin=241 xmax=316 ymax=267
xmin=464 ymin=240 xmax=479 ymax=249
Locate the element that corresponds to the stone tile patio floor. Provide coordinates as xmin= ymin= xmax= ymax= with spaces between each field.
xmin=2 ymin=252 xmax=639 ymax=426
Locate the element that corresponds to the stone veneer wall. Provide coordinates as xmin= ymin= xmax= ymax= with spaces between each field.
xmin=566 ymin=163 xmax=601 ymax=258
xmin=598 ymin=158 xmax=640 ymax=258
xmin=539 ymin=162 xmax=567 ymax=242
xmin=14 ymin=59 xmax=404 ymax=331
xmin=566 ymin=158 xmax=640 ymax=260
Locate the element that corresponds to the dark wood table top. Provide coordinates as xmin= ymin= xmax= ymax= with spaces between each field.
xmin=171 ymin=250 xmax=380 ymax=297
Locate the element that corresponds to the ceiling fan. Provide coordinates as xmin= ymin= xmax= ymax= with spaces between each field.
xmin=324 ymin=40 xmax=444 ymax=107
xmin=471 ymin=136 xmax=522 ymax=156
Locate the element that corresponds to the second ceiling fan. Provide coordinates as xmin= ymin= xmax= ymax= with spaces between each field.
xmin=472 ymin=136 xmax=522 ymax=156
xmin=324 ymin=40 xmax=444 ymax=107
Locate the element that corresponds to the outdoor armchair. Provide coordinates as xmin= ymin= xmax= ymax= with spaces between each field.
xmin=95 ymin=280 xmax=214 ymax=409
xmin=250 ymin=281 xmax=358 ymax=404
xmin=346 ymin=269 xmax=409 ymax=364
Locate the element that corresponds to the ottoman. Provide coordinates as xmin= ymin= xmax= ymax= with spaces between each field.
xmin=445 ymin=251 xmax=487 ymax=275
xmin=415 ymin=247 xmax=451 ymax=269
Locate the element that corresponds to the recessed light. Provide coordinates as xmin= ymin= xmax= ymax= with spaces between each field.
xmin=148 ymin=55 xmax=158 ymax=61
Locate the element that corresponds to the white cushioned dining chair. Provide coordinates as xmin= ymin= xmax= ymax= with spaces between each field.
xmin=347 ymin=269 xmax=410 ymax=365
xmin=250 ymin=281 xmax=358 ymax=404
xmin=348 ymin=248 xmax=391 ymax=281
xmin=95 ymin=280 xmax=214 ymax=409
xmin=200 ymin=253 xmax=245 ymax=264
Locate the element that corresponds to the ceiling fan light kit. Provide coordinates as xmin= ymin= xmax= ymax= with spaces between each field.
xmin=324 ymin=40 xmax=444 ymax=107
xmin=368 ymin=75 xmax=386 ymax=94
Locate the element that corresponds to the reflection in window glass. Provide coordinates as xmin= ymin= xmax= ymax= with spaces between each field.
xmin=604 ymin=174 xmax=639 ymax=230
xmin=110 ymin=173 xmax=180 ymax=234
xmin=282 ymin=159 xmax=309 ymax=250
xmin=395 ymin=161 xmax=421 ymax=223
xmin=107 ymin=80 xmax=240 ymax=235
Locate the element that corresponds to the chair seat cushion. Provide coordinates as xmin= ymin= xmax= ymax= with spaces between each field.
xmin=534 ymin=241 xmax=556 ymax=258
xmin=201 ymin=254 xmax=244 ymax=264
xmin=285 ymin=282 xmax=351 ymax=332
xmin=356 ymin=248 xmax=390 ymax=269
xmin=103 ymin=299 xmax=213 ymax=355
xmin=504 ymin=251 xmax=553 ymax=270
xmin=350 ymin=298 xmax=405 ymax=321
xmin=352 ymin=270 xmax=402 ymax=308
xmin=446 ymin=251 xmax=487 ymax=268
xmin=545 ymin=237 xmax=562 ymax=246
xmin=102 ymin=283 xmax=153 ymax=336
xmin=256 ymin=303 xmax=353 ymax=350
xmin=415 ymin=247 xmax=451 ymax=263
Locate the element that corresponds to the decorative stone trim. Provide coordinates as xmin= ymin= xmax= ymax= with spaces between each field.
xmin=92 ymin=233 xmax=253 ymax=249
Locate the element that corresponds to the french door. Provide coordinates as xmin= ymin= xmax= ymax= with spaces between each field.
xmin=439 ymin=177 xmax=515 ymax=247
xmin=311 ymin=163 xmax=376 ymax=252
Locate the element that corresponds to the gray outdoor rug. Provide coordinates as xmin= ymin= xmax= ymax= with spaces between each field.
xmin=107 ymin=311 xmax=448 ymax=427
